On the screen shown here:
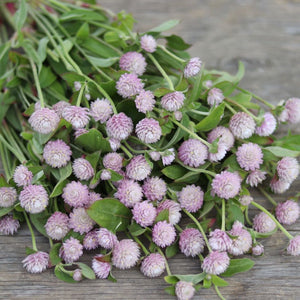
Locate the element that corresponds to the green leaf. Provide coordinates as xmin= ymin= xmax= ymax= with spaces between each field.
xmin=109 ymin=169 xmax=124 ymax=182
xmin=264 ymin=146 xmax=300 ymax=158
xmin=226 ymin=200 xmax=244 ymax=229
xmin=203 ymin=278 xmax=212 ymax=289
xmin=14 ymin=0 xmax=28 ymax=33
xmin=50 ymin=179 xmax=68 ymax=198
xmin=60 ymin=9 xmax=107 ymax=22
xmin=166 ymin=241 xmax=179 ymax=258
xmin=76 ymin=22 xmax=90 ymax=40
xmin=50 ymin=162 xmax=72 ymax=182
xmin=164 ymin=286 xmax=176 ymax=296
xmin=81 ymin=37 xmax=120 ymax=58
xmin=63 ymin=230 xmax=85 ymax=243
xmin=22 ymin=40 xmax=42 ymax=72
xmin=199 ymin=201 xmax=215 ymax=218
xmin=128 ymin=221 xmax=147 ymax=236
xmin=221 ymin=258 xmax=255 ymax=277
xmin=0 ymin=206 xmax=14 ymax=218
xmin=61 ymin=72 xmax=86 ymax=87
xmin=54 ymin=265 xmax=77 ymax=283
xmin=76 ymin=262 xmax=96 ymax=280
xmin=26 ymin=247 xmax=37 ymax=255
xmin=108 ymin=272 xmax=118 ymax=283
xmin=116 ymin=100 xmax=144 ymax=125
xmin=162 ymin=165 xmax=187 ymax=180
xmin=86 ymin=56 xmax=119 ymax=67
xmin=154 ymin=87 xmax=172 ymax=97
xmin=150 ymin=19 xmax=180 ymax=32
xmin=164 ymin=275 xmax=179 ymax=284
xmin=0 ymin=175 xmax=10 ymax=187
xmin=230 ymin=93 xmax=260 ymax=110
xmin=166 ymin=34 xmax=191 ymax=51
xmin=165 ymin=273 xmax=206 ymax=285
xmin=39 ymin=67 xmax=57 ymax=88
xmin=30 ymin=211 xmax=50 ymax=237
xmin=273 ymin=133 xmax=300 ymax=151
xmin=211 ymin=275 xmax=229 ymax=287
xmin=49 ymin=243 xmax=62 ymax=266
xmin=37 ymin=37 xmax=49 ymax=65
xmin=155 ymin=209 xmax=170 ymax=223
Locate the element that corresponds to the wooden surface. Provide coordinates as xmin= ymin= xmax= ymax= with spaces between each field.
xmin=1 ymin=0 xmax=300 ymax=299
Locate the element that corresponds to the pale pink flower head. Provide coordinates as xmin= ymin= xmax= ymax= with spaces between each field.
xmin=59 ymin=237 xmax=83 ymax=263
xmin=202 ymin=251 xmax=230 ymax=275
xmin=236 ymin=143 xmax=263 ymax=171
xmin=62 ymin=181 xmax=89 ymax=208
xmin=73 ymin=269 xmax=82 ymax=281
xmin=29 ymin=108 xmax=60 ymax=134
xmin=270 ymin=176 xmax=290 ymax=194
xmin=157 ymin=199 xmax=181 ymax=225
xmin=184 ymin=57 xmax=202 ymax=78
xmin=142 ymin=176 xmax=167 ymax=201
xmin=116 ymin=73 xmax=144 ymax=98
xmin=0 ymin=187 xmax=17 ymax=208
xmin=207 ymin=126 xmax=235 ymax=151
xmin=179 ymin=228 xmax=205 ymax=257
xmin=175 ymin=281 xmax=195 ymax=300
xmin=74 ymin=128 xmax=88 ymax=139
xmin=228 ymin=221 xmax=252 ymax=255
xmin=90 ymin=98 xmax=113 ymax=123
xmin=140 ymin=34 xmax=157 ymax=53
xmin=161 ymin=91 xmax=185 ymax=112
xmin=276 ymin=200 xmax=300 ymax=225
xmin=174 ymin=110 xmax=183 ymax=121
xmin=62 ymin=106 xmax=90 ymax=129
xmin=73 ymin=158 xmax=94 ymax=181
xmin=115 ymin=179 xmax=143 ymax=208
xmin=229 ymin=112 xmax=256 ymax=139
xmin=207 ymin=88 xmax=224 ymax=107
xmin=253 ymin=212 xmax=276 ymax=233
xmin=255 ymin=112 xmax=277 ymax=136
xmin=208 ymin=229 xmax=232 ymax=252
xmin=83 ymin=229 xmax=99 ymax=250
xmin=100 ymin=169 xmax=111 ymax=181
xmin=239 ymin=195 xmax=253 ymax=206
xmin=126 ymin=155 xmax=152 ymax=181
xmin=246 ymin=170 xmax=267 ymax=187
xmin=97 ymin=228 xmax=118 ymax=250
xmin=92 ymin=254 xmax=111 ymax=279
xmin=161 ymin=148 xmax=176 ymax=166
xmin=69 ymin=207 xmax=95 ymax=234
xmin=106 ymin=112 xmax=133 ymax=140
xmin=45 ymin=211 xmax=69 ymax=240
xmin=285 ymin=97 xmax=300 ymax=124
xmin=0 ymin=215 xmax=20 ymax=235
xmin=152 ymin=221 xmax=176 ymax=247
xmin=140 ymin=253 xmax=165 ymax=277
xmin=204 ymin=80 xmax=213 ymax=89
xmin=119 ymin=51 xmax=147 ymax=76
xmin=178 ymin=184 xmax=204 ymax=212
xmin=13 ymin=165 xmax=33 ymax=187
xmin=52 ymin=101 xmax=70 ymax=118
xmin=209 ymin=143 xmax=228 ymax=162
xmin=135 ymin=90 xmax=156 ymax=113
xmin=287 ymin=235 xmax=300 ymax=256
xmin=22 ymin=251 xmax=49 ymax=274
xmin=149 ymin=151 xmax=161 ymax=161
xmin=103 ymin=152 xmax=123 ymax=172
xmin=109 ymin=138 xmax=121 ymax=151
xmin=132 ymin=201 xmax=157 ymax=227
xmin=135 ymin=118 xmax=162 ymax=144
xmin=252 ymin=244 xmax=264 ymax=256
xmin=277 ymin=157 xmax=299 ymax=184
xmin=74 ymin=81 xmax=81 ymax=91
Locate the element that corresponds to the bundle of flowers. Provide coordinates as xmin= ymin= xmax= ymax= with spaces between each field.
xmin=0 ymin=1 xmax=299 ymax=299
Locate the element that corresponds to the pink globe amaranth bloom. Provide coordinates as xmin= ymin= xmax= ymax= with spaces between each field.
xmin=74 ymin=81 xmax=81 ymax=91
xmin=287 ymin=235 xmax=300 ymax=256
xmin=157 ymin=199 xmax=181 ymax=225
xmin=92 ymin=254 xmax=111 ymax=279
xmin=62 ymin=181 xmax=89 ymax=208
xmin=19 ymin=185 xmax=48 ymax=214
xmin=34 ymin=102 xmax=42 ymax=111
xmin=108 ymin=138 xmax=121 ymax=152
xmin=277 ymin=157 xmax=299 ymax=184
xmin=285 ymin=97 xmax=300 ymax=124
xmin=178 ymin=138 xmax=208 ymax=167
xmin=29 ymin=108 xmax=60 ymax=134
xmin=174 ymin=110 xmax=183 ymax=121
xmin=126 ymin=155 xmax=152 ymax=181
xmin=140 ymin=253 xmax=165 ymax=278
xmin=175 ymin=281 xmax=195 ymax=300
xmin=45 ymin=211 xmax=69 ymax=240
xmin=0 ymin=215 xmax=20 ymax=235
xmin=83 ymin=229 xmax=99 ymax=250
xmin=246 ymin=170 xmax=267 ymax=187
xmin=73 ymin=158 xmax=94 ymax=181
xmin=62 ymin=106 xmax=90 ymax=129
xmin=184 ymin=57 xmax=202 ymax=78
xmin=69 ymin=207 xmax=95 ymax=234
xmin=74 ymin=128 xmax=88 ymax=139
xmin=13 ymin=165 xmax=33 ymax=187
xmin=52 ymin=101 xmax=70 ymax=118
xmin=152 ymin=221 xmax=176 ymax=248
xmin=22 ymin=251 xmax=49 ymax=274
xmin=209 ymin=142 xmax=227 ymax=162
xmin=89 ymin=98 xmax=113 ymax=123
xmin=142 ymin=176 xmax=167 ymax=201
xmin=208 ymin=229 xmax=232 ymax=252
xmin=132 ymin=201 xmax=157 ymax=227
xmin=73 ymin=269 xmax=82 ymax=281
xmin=106 ymin=112 xmax=133 ymax=141
xmin=115 ymin=179 xmax=143 ymax=208
xmin=101 ymin=169 xmax=111 ymax=180
xmin=255 ymin=112 xmax=277 ymax=136
xmin=207 ymin=88 xmax=224 ymax=107
xmin=161 ymin=91 xmax=185 ymax=112
xmin=179 ymin=228 xmax=205 ymax=257
xmin=229 ymin=112 xmax=256 ymax=139
xmin=202 ymin=251 xmax=230 ymax=275
xmin=140 ymin=34 xmax=157 ymax=53
xmin=134 ymin=90 xmax=156 ymax=113
xmin=112 ymin=239 xmax=140 ymax=269
xmin=43 ymin=139 xmax=72 ymax=168
xmin=59 ymin=237 xmax=83 ymax=263
xmin=253 ymin=212 xmax=276 ymax=233
xmin=135 ymin=118 xmax=162 ymax=144
xmin=208 ymin=126 xmax=235 ymax=151
xmin=119 ymin=51 xmax=147 ymax=76
xmin=236 ymin=143 xmax=263 ymax=171
xmin=0 ymin=187 xmax=17 ymax=208
xmin=211 ymin=171 xmax=242 ymax=200
xmin=161 ymin=148 xmax=176 ymax=166
xmin=97 ymin=228 xmax=118 ymax=250
xmin=276 ymin=200 xmax=300 ymax=225
xmin=239 ymin=195 xmax=253 ymax=206
xmin=116 ymin=73 xmax=144 ymax=98
xmin=86 ymin=191 xmax=102 ymax=207
xmin=270 ymin=176 xmax=290 ymax=194
xmin=252 ymin=244 xmax=264 ymax=256
xmin=203 ymin=80 xmax=213 ymax=89
xmin=149 ymin=151 xmax=161 ymax=161
xmin=103 ymin=153 xmax=123 ymax=172
xmin=178 ymin=185 xmax=204 ymax=213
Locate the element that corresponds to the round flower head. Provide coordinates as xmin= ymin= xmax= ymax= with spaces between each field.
xmin=29 ymin=108 xmax=60 ymax=134
xmin=62 ymin=181 xmax=89 ymax=208
xmin=252 ymin=244 xmax=264 ymax=256
xmin=0 ymin=215 xmax=20 ymax=235
xmin=100 ymin=170 xmax=111 ymax=181
xmin=208 ymin=229 xmax=232 ymax=252
xmin=13 ymin=165 xmax=33 ymax=187
xmin=178 ymin=138 xmax=208 ymax=167
xmin=287 ymin=235 xmax=300 ymax=256
xmin=90 ymin=98 xmax=113 ymax=123
xmin=19 ymin=185 xmax=48 ymax=214
xmin=74 ymin=128 xmax=88 ymax=139
xmin=52 ymin=101 xmax=70 ymax=118
xmin=149 ymin=151 xmax=161 ymax=161
xmin=0 ymin=187 xmax=17 ymax=208
xmin=22 ymin=251 xmax=49 ymax=274
xmin=207 ymin=126 xmax=235 ymax=151
xmin=73 ymin=269 xmax=82 ymax=281
xmin=62 ymin=106 xmax=90 ymax=129
xmin=175 ymin=281 xmax=195 ymax=300
xmin=116 ymin=73 xmax=144 ymax=98
xmin=228 ymin=221 xmax=252 ymax=255
xmin=208 ymin=142 xmax=227 ymax=162
xmin=142 ymin=176 xmax=167 ymax=201
xmin=140 ymin=253 xmax=165 ymax=278
xmin=103 ymin=153 xmax=123 ymax=172
xmin=83 ymin=230 xmax=99 ymax=250
xmin=135 ymin=90 xmax=156 ymax=113
xmin=277 ymin=157 xmax=299 ymax=183
xmin=253 ymin=212 xmax=276 ymax=233
xmin=229 ymin=112 xmax=256 ymax=139
xmin=74 ymin=81 xmax=81 ymax=91
xmin=140 ymin=34 xmax=157 ymax=53
xmin=184 ymin=57 xmax=202 ymax=78
xmin=69 ymin=207 xmax=95 ymax=234
xmin=59 ymin=237 xmax=83 ymax=263
xmin=179 ymin=228 xmax=205 ymax=257
xmin=45 ymin=211 xmax=69 ymax=240
xmin=43 ymin=139 xmax=72 ymax=168
xmin=109 ymin=138 xmax=121 ymax=151
xmin=161 ymin=91 xmax=185 ymax=112
xmin=152 ymin=221 xmax=176 ymax=248
xmin=112 ymin=239 xmax=140 ymax=269
xmin=92 ymin=254 xmax=111 ymax=279
xmin=161 ymin=148 xmax=176 ymax=166
xmin=211 ymin=171 xmax=241 ymax=200
xmin=132 ymin=201 xmax=157 ymax=227
xmin=178 ymin=185 xmax=204 ymax=213
xmin=135 ymin=118 xmax=162 ymax=144
xmin=86 ymin=191 xmax=102 ymax=207
xmin=119 ymin=51 xmax=147 ymax=76
xmin=207 ymin=88 xmax=224 ymax=107
xmin=115 ymin=179 xmax=143 ymax=208
xmin=157 ymin=200 xmax=181 ymax=225
xmin=246 ymin=170 xmax=267 ymax=187
xmin=270 ymin=176 xmax=290 ymax=194
xmin=174 ymin=111 xmax=183 ymax=121
xmin=239 ymin=195 xmax=253 ymax=206
xmin=276 ymin=200 xmax=300 ymax=225
xmin=97 ymin=228 xmax=118 ymax=250
xmin=73 ymin=158 xmax=94 ymax=181
xmin=255 ymin=112 xmax=277 ymax=136
xmin=202 ymin=251 xmax=230 ymax=275
xmin=285 ymin=97 xmax=300 ymax=124
xmin=236 ymin=143 xmax=263 ymax=171
xmin=204 ymin=80 xmax=213 ymax=88
xmin=106 ymin=112 xmax=133 ymax=141
xmin=126 ymin=155 xmax=152 ymax=181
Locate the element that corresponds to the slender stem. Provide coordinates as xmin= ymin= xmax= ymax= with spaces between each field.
xmin=54 ymin=198 xmax=59 ymax=212
xmin=123 ymin=141 xmax=146 ymax=154
xmin=49 ymin=238 xmax=53 ymax=248
xmin=0 ymin=142 xmax=12 ymax=179
xmin=259 ymin=187 xmax=277 ymax=207
xmin=190 ymin=109 xmax=210 ymax=116
xmin=29 ymin=59 xmax=45 ymax=108
xmin=156 ymin=248 xmax=172 ymax=276
xmin=245 ymin=206 xmax=253 ymax=226
xmin=214 ymin=285 xmax=226 ymax=300
xmin=0 ymin=133 xmax=26 ymax=163
xmin=120 ymin=145 xmax=133 ymax=159
xmin=175 ymin=158 xmax=216 ymax=176
xmin=23 ymin=212 xmax=38 ymax=251
xmin=158 ymin=45 xmax=186 ymax=63
xmin=131 ymin=235 xmax=150 ymax=256
xmin=175 ymin=224 xmax=183 ymax=233
xmin=221 ymin=199 xmax=226 ymax=231
xmin=76 ymin=85 xmax=85 ymax=107
xmin=224 ymin=102 xmax=237 ymax=114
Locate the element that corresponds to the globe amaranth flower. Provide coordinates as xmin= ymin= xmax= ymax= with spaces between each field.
xmin=175 ymin=281 xmax=195 ymax=300
xmin=45 ymin=211 xmax=69 ymax=240
xmin=116 ymin=73 xmax=144 ymax=98
xmin=62 ymin=181 xmax=89 ymax=208
xmin=252 ymin=244 xmax=264 ymax=256
xmin=277 ymin=157 xmax=299 ymax=184
xmin=179 ymin=228 xmax=205 ymax=257
xmin=202 ymin=251 xmax=230 ymax=275
xmin=73 ymin=158 xmax=94 ymax=181
xmin=246 ymin=170 xmax=267 ymax=187
xmin=29 ymin=108 xmax=60 ymax=134
xmin=97 ymin=228 xmax=118 ymax=250
xmin=59 ymin=237 xmax=83 ymax=263
xmin=208 ymin=142 xmax=227 ymax=162
xmin=184 ymin=57 xmax=202 ymax=78
xmin=207 ymin=126 xmax=235 ymax=151
xmin=73 ymin=269 xmax=82 ymax=281
xmin=74 ymin=81 xmax=81 ymax=91
xmin=89 ymin=98 xmax=113 ymax=123
xmin=142 ymin=176 xmax=167 ymax=201
xmin=62 ymin=106 xmax=90 ymax=129
xmin=239 ymin=195 xmax=253 ymax=206
xmin=152 ymin=221 xmax=176 ymax=248
xmin=74 ymin=128 xmax=88 ymax=139
xmin=106 ymin=112 xmax=133 ymax=141
xmin=69 ymin=207 xmax=95 ymax=234
xmin=83 ymin=229 xmax=99 ymax=250
xmin=103 ymin=153 xmax=123 ymax=172
xmin=161 ymin=148 xmax=176 ymax=166
xmin=270 ymin=176 xmax=290 ymax=194
xmin=112 ymin=239 xmax=140 ymax=269
xmin=52 ymin=101 xmax=70 ymax=118
xmin=132 ymin=201 xmax=157 ymax=227
xmin=287 ymin=235 xmax=300 ymax=256
xmin=92 ymin=254 xmax=111 ymax=279
xmin=119 ymin=51 xmax=147 ymax=76
xmin=0 ymin=187 xmax=17 ymax=208
xmin=157 ymin=200 xmax=181 ymax=225
xmin=178 ymin=138 xmax=208 ymax=167
xmin=276 ymin=200 xmax=300 ymax=225
xmin=178 ymin=184 xmax=204 ymax=212
xmin=108 ymin=138 xmax=121 ymax=152
xmin=174 ymin=110 xmax=183 ymax=121
xmin=229 ymin=112 xmax=256 ymax=139
xmin=22 ymin=251 xmax=49 ymax=274
xmin=43 ymin=139 xmax=72 ymax=168
xmin=284 ymin=97 xmax=300 ymax=124
xmin=161 ymin=91 xmax=185 ymax=112
xmin=19 ymin=185 xmax=48 ymax=214
xmin=100 ymin=170 xmax=112 ymax=181
xmin=207 ymin=88 xmax=224 ymax=107
xmin=140 ymin=34 xmax=157 ymax=53
xmin=115 ymin=179 xmax=143 ymax=208
xmin=253 ymin=212 xmax=276 ymax=233
xmin=211 ymin=171 xmax=242 ymax=200
xmin=208 ymin=229 xmax=232 ymax=252
xmin=203 ymin=80 xmax=213 ymax=89
xmin=134 ymin=90 xmax=156 ymax=113
xmin=0 ymin=215 xmax=20 ymax=235
xmin=126 ymin=155 xmax=152 ymax=181
xmin=135 ymin=118 xmax=162 ymax=144
xmin=255 ymin=112 xmax=277 ymax=136
xmin=236 ymin=142 xmax=263 ymax=171
xmin=149 ymin=151 xmax=161 ymax=161
xmin=140 ymin=253 xmax=165 ymax=278
xmin=13 ymin=165 xmax=33 ymax=187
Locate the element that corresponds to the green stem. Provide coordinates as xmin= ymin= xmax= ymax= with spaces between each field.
xmin=120 ymin=145 xmax=133 ymax=159
xmin=190 ymin=109 xmax=210 ymax=116
xmin=224 ymin=102 xmax=237 ymax=114
xmin=54 ymin=198 xmax=59 ymax=212
xmin=175 ymin=224 xmax=183 ymax=233
xmin=0 ymin=141 xmax=12 ymax=179
xmin=245 ymin=206 xmax=253 ymax=226
xmin=76 ymin=84 xmax=85 ymax=107
xmin=23 ymin=212 xmax=38 ymax=252
xmin=29 ymin=59 xmax=45 ymax=108
xmin=175 ymin=158 xmax=216 ymax=176
xmin=214 ymin=285 xmax=226 ymax=300
xmin=156 ymin=248 xmax=172 ymax=276
xmin=0 ymin=133 xmax=26 ymax=163
xmin=49 ymin=238 xmax=53 ymax=248
xmin=221 ymin=199 xmax=226 ymax=231
xmin=123 ymin=141 xmax=146 ymax=154
xmin=259 ymin=187 xmax=277 ymax=207
xmin=131 ymin=235 xmax=150 ymax=256
xmin=158 ymin=45 xmax=186 ymax=63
